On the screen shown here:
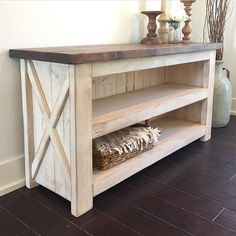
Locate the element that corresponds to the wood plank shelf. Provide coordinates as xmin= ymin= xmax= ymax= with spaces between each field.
xmin=93 ymin=83 xmax=208 ymax=138
xmin=93 ymin=117 xmax=206 ymax=196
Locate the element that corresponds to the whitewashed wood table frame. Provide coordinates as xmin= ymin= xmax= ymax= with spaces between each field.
xmin=10 ymin=43 xmax=221 ymax=217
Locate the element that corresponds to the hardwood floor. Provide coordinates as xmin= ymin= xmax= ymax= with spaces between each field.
xmin=1 ymin=116 xmax=236 ymax=236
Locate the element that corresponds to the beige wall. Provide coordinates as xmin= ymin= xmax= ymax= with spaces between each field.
xmin=224 ymin=2 xmax=236 ymax=114
xmin=0 ymin=0 xmax=235 ymax=195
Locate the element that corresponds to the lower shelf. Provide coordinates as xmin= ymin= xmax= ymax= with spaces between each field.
xmin=93 ymin=117 xmax=206 ymax=196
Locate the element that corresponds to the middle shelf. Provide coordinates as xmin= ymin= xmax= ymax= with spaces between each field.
xmin=92 ymin=83 xmax=208 ymax=138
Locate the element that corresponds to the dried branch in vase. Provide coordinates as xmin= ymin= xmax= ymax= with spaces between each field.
xmin=204 ymin=0 xmax=232 ymax=60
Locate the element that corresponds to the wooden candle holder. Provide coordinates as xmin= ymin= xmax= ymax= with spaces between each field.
xmin=141 ymin=11 xmax=164 ymax=45
xmin=181 ymin=0 xmax=196 ymax=43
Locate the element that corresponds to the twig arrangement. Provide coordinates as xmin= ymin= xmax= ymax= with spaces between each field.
xmin=204 ymin=0 xmax=232 ymax=60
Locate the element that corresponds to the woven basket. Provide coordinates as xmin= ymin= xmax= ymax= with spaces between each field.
xmin=93 ymin=144 xmax=153 ymax=171
xmin=93 ymin=126 xmax=161 ymax=171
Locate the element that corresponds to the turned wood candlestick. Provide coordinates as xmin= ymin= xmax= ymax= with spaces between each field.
xmin=141 ymin=11 xmax=164 ymax=45
xmin=181 ymin=0 xmax=196 ymax=43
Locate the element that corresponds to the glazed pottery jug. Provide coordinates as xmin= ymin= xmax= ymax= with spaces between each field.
xmin=212 ymin=60 xmax=232 ymax=127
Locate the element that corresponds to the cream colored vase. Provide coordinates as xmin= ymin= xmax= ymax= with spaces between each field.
xmin=212 ymin=60 xmax=232 ymax=127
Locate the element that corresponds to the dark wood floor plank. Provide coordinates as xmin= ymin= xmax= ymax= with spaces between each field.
xmin=82 ymin=212 xmax=141 ymax=236
xmin=166 ymin=175 xmax=236 ymax=211
xmin=16 ymin=229 xmax=39 ymax=236
xmin=211 ymin=116 xmax=236 ymax=141
xmin=0 ymin=206 xmax=29 ymax=236
xmin=109 ymin=182 xmax=233 ymax=236
xmin=143 ymin=157 xmax=233 ymax=185
xmin=176 ymin=146 xmax=236 ymax=173
xmin=124 ymin=173 xmax=223 ymax=220
xmin=145 ymin=135 xmax=236 ymax=181
xmin=94 ymin=191 xmax=189 ymax=236
xmin=228 ymin=176 xmax=236 ymax=184
xmin=140 ymin=164 xmax=178 ymax=183
xmin=164 ymin=151 xmax=236 ymax=181
xmin=215 ymin=208 xmax=236 ymax=232
xmin=182 ymin=139 xmax=236 ymax=165
xmin=20 ymin=186 xmax=100 ymax=227
xmin=175 ymin=168 xmax=232 ymax=185
xmin=174 ymin=139 xmax=236 ymax=167
xmin=0 ymin=190 xmax=90 ymax=236
xmin=226 ymin=232 xmax=236 ymax=236
xmin=21 ymin=186 xmax=140 ymax=236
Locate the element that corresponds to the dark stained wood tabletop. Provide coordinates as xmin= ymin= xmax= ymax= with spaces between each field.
xmin=9 ymin=42 xmax=222 ymax=64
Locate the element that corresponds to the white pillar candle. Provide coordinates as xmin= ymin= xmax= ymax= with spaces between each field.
xmin=161 ymin=0 xmax=167 ymax=12
xmin=140 ymin=0 xmax=146 ymax=11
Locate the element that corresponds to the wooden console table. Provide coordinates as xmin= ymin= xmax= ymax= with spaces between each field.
xmin=10 ymin=43 xmax=221 ymax=217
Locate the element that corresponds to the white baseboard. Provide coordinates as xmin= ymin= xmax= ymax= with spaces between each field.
xmin=0 ymin=156 xmax=25 ymax=196
xmin=0 ymin=179 xmax=25 ymax=196
xmin=232 ymin=98 xmax=236 ymax=116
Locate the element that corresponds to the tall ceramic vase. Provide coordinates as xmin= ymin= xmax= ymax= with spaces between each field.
xmin=212 ymin=60 xmax=232 ymax=127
